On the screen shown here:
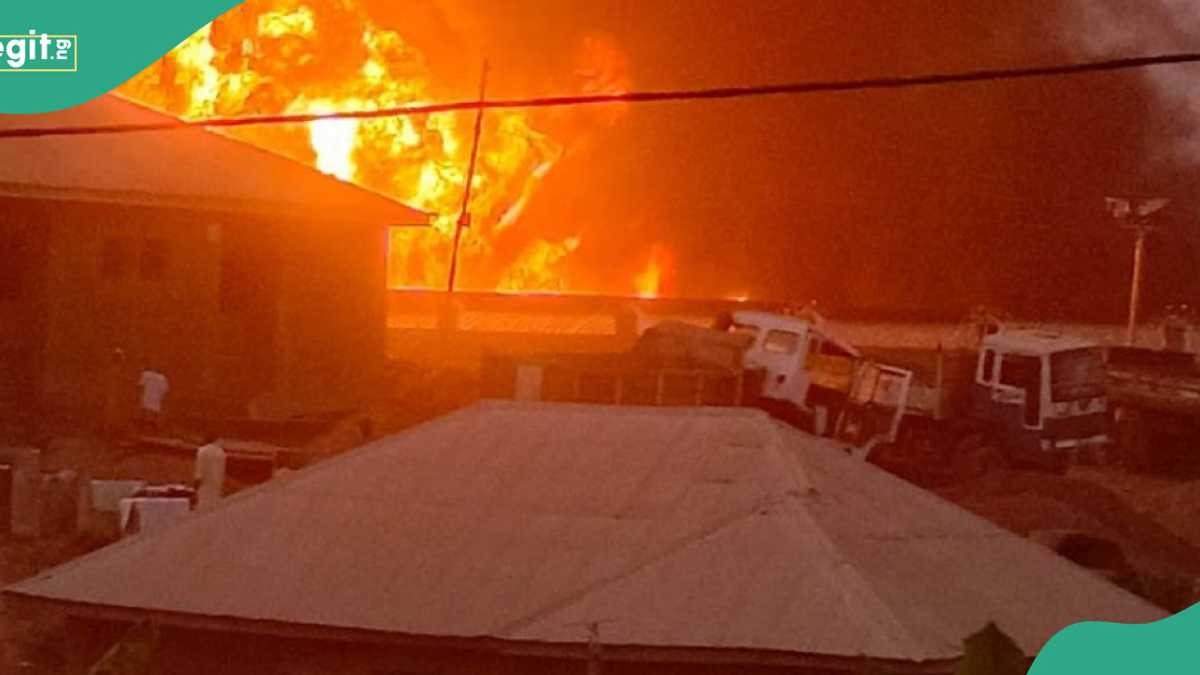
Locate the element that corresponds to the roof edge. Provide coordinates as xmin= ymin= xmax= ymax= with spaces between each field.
xmin=106 ymin=93 xmax=433 ymax=221
xmin=0 ymin=181 xmax=425 ymax=227
xmin=1 ymin=593 xmax=961 ymax=673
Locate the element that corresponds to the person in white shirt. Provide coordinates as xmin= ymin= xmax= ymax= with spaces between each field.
xmin=137 ymin=367 xmax=169 ymax=432
xmin=194 ymin=437 xmax=227 ymax=510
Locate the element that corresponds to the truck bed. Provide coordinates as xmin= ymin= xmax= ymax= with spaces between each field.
xmin=1106 ymin=347 xmax=1200 ymax=416
xmin=857 ymin=347 xmax=978 ymax=420
xmin=1107 ymin=368 xmax=1200 ymax=415
xmin=482 ymin=352 xmax=763 ymax=407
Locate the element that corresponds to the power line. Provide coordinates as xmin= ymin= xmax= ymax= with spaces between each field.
xmin=3 ymin=51 xmax=1200 ymax=139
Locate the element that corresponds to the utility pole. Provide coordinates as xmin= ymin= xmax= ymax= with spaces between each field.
xmin=1106 ymin=196 xmax=1169 ymax=346
xmin=1126 ymin=222 xmax=1149 ymax=347
xmin=445 ymin=59 xmax=489 ymax=294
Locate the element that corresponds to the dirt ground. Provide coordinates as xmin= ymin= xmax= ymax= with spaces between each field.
xmin=0 ymin=363 xmax=482 ymax=673
xmin=937 ymin=466 xmax=1200 ymax=611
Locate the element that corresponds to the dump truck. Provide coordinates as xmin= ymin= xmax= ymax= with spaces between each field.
xmin=727 ymin=312 xmax=1111 ymax=470
xmin=485 ymin=308 xmax=1115 ymax=474
xmin=724 ymin=309 xmax=863 ymax=433
xmin=1106 ymin=346 xmax=1200 ymax=469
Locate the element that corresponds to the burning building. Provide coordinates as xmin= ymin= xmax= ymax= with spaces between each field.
xmin=117 ymin=0 xmax=654 ymax=296
xmin=0 ymin=93 xmax=426 ymax=424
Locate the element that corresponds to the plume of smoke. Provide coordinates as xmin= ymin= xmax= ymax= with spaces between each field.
xmin=1068 ymin=0 xmax=1200 ymax=162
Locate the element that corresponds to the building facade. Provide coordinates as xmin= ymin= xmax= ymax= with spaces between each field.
xmin=0 ymin=95 xmax=425 ymax=428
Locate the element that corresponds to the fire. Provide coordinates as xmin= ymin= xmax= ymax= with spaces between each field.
xmin=119 ymin=0 xmax=629 ymax=292
xmin=258 ymin=5 xmax=315 ymax=37
xmin=634 ymin=262 xmax=661 ymax=299
xmin=302 ymin=99 xmax=360 ymax=180
xmin=498 ymin=237 xmax=581 ymax=292
xmin=634 ymin=245 xmax=670 ymax=298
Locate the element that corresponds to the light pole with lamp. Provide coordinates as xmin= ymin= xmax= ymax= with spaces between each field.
xmin=1105 ymin=196 xmax=1169 ymax=346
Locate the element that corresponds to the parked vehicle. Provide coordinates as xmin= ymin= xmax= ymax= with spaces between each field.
xmin=729 ymin=312 xmax=1110 ymax=470
xmin=486 ymin=308 xmax=1119 ymax=474
xmin=1106 ymin=346 xmax=1200 ymax=470
xmin=726 ymin=309 xmax=860 ymax=434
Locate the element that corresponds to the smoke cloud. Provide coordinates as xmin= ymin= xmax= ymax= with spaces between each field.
xmin=1068 ymin=1 xmax=1200 ymax=163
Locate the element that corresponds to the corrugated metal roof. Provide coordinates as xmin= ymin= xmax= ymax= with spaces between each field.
xmin=5 ymin=402 xmax=1163 ymax=663
xmin=0 ymin=94 xmax=427 ymax=226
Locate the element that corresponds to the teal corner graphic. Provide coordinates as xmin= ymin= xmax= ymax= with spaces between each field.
xmin=1030 ymin=603 xmax=1200 ymax=674
xmin=0 ymin=1 xmax=242 ymax=114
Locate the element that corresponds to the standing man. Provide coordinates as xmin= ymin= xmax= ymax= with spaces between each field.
xmin=137 ymin=365 xmax=169 ymax=434
xmin=194 ymin=437 xmax=227 ymax=511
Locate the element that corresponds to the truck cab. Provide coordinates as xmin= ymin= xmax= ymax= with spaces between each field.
xmin=972 ymin=330 xmax=1109 ymax=459
xmin=730 ymin=310 xmax=859 ymax=432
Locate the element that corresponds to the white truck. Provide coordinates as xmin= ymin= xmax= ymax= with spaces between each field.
xmin=728 ymin=311 xmax=1111 ymax=470
xmin=485 ymin=307 xmax=1114 ymax=474
xmin=726 ymin=309 xmax=861 ymax=435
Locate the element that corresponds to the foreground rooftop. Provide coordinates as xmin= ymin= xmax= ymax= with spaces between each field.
xmin=6 ymin=401 xmax=1163 ymax=668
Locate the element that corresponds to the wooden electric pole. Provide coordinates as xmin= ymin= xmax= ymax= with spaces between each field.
xmin=445 ymin=59 xmax=489 ymax=294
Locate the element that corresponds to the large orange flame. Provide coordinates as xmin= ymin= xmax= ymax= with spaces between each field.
xmin=120 ymin=1 xmax=655 ymax=295
xmin=634 ymin=244 xmax=671 ymax=299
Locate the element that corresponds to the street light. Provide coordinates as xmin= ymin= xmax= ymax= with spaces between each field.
xmin=1106 ymin=196 xmax=1169 ymax=346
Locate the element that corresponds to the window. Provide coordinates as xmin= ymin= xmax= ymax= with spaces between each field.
xmin=763 ymin=329 xmax=800 ymax=354
xmin=999 ymin=354 xmax=1041 ymax=389
xmin=140 ymin=238 xmax=168 ymax=280
xmin=1050 ymin=348 xmax=1106 ymax=402
xmin=219 ymin=234 xmax=280 ymax=314
xmin=980 ymin=349 xmax=996 ymax=383
xmin=100 ymin=238 xmax=131 ymax=281
xmin=730 ymin=322 xmax=759 ymax=340
xmin=219 ymin=246 xmax=251 ymax=313
xmin=807 ymin=336 xmax=823 ymax=356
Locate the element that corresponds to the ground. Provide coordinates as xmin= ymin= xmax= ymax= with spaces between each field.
xmin=936 ymin=465 xmax=1200 ymax=611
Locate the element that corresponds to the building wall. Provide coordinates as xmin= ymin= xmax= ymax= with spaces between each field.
xmin=268 ymin=219 xmax=388 ymax=416
xmin=0 ymin=216 xmax=50 ymax=420
xmin=36 ymin=200 xmax=229 ymax=420
xmin=1 ymin=197 xmax=387 ymax=425
xmin=65 ymin=619 xmax=858 ymax=675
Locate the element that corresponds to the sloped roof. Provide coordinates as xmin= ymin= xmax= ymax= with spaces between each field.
xmin=5 ymin=402 xmax=1163 ymax=666
xmin=0 ymin=94 xmax=428 ymax=227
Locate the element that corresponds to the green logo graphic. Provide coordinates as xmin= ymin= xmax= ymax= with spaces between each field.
xmin=1030 ymin=603 xmax=1200 ymax=674
xmin=0 ymin=31 xmax=77 ymax=72
xmin=0 ymin=1 xmax=242 ymax=113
